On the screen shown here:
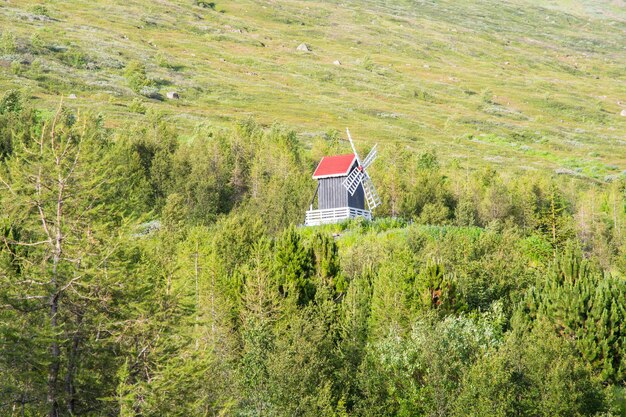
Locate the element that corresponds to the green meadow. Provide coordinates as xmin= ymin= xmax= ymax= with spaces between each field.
xmin=0 ymin=0 xmax=624 ymax=177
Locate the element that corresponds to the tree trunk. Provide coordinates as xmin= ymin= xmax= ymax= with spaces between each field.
xmin=65 ymin=315 xmax=82 ymax=415
xmin=47 ymin=291 xmax=60 ymax=417
xmin=48 ymin=160 xmax=65 ymax=417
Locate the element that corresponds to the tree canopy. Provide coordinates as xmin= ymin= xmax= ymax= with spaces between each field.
xmin=0 ymin=102 xmax=624 ymax=416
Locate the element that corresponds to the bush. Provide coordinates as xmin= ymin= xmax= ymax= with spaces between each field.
xmin=31 ymin=5 xmax=51 ymax=17
xmin=196 ymin=1 xmax=216 ymax=9
xmin=155 ymin=53 xmax=171 ymax=69
xmin=455 ymin=322 xmax=609 ymax=416
xmin=128 ymin=98 xmax=147 ymax=114
xmin=419 ymin=202 xmax=450 ymax=224
xmin=27 ymin=59 xmax=44 ymax=80
xmin=124 ymin=61 xmax=153 ymax=93
xmin=413 ymin=89 xmax=436 ymax=102
xmin=60 ymin=49 xmax=89 ymax=69
xmin=0 ymin=90 xmax=22 ymax=114
xmin=480 ymin=88 xmax=494 ymax=104
xmin=10 ymin=61 xmax=23 ymax=75
xmin=29 ymin=33 xmax=45 ymax=54
xmin=0 ymin=31 xmax=17 ymax=54
xmin=362 ymin=56 xmax=374 ymax=72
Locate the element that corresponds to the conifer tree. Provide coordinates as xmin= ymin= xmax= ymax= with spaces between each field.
xmin=274 ymin=225 xmax=315 ymax=305
xmin=238 ymin=239 xmax=281 ymax=415
xmin=522 ymin=252 xmax=626 ymax=383
xmin=0 ymin=108 xmax=137 ymax=415
xmin=536 ymin=183 xmax=574 ymax=255
xmin=417 ymin=260 xmax=461 ymax=314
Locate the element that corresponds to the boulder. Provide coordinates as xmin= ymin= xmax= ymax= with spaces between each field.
xmin=620 ymin=109 xmax=626 ymax=117
xmin=555 ymin=168 xmax=578 ymax=176
xmin=333 ymin=60 xmax=341 ymax=66
xmin=296 ymin=43 xmax=311 ymax=52
xmin=68 ymin=94 xmax=77 ymax=99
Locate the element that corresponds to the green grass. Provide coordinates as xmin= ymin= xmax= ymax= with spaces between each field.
xmin=0 ymin=0 xmax=624 ymax=178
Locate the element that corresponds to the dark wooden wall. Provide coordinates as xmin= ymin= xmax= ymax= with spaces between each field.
xmin=318 ymin=164 xmax=366 ymax=210
xmin=318 ymin=177 xmax=346 ymax=209
xmin=348 ymin=182 xmax=365 ymax=210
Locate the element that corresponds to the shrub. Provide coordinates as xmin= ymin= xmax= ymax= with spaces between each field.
xmin=155 ymin=53 xmax=171 ymax=69
xmin=60 ymin=49 xmax=89 ymax=69
xmin=362 ymin=56 xmax=374 ymax=72
xmin=413 ymin=89 xmax=436 ymax=102
xmin=196 ymin=1 xmax=216 ymax=9
xmin=0 ymin=90 xmax=22 ymax=114
xmin=417 ymin=150 xmax=439 ymax=170
xmin=31 ymin=5 xmax=51 ymax=17
xmin=480 ymin=88 xmax=494 ymax=104
xmin=124 ymin=61 xmax=153 ymax=93
xmin=29 ymin=33 xmax=45 ymax=54
xmin=0 ymin=31 xmax=17 ymax=54
xmin=419 ymin=202 xmax=451 ymax=224
xmin=10 ymin=61 xmax=23 ymax=75
xmin=128 ymin=98 xmax=147 ymax=114
xmin=27 ymin=59 xmax=44 ymax=80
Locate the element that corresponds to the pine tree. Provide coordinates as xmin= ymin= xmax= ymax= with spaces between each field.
xmin=521 ymin=252 xmax=626 ymax=383
xmin=237 ymin=239 xmax=281 ymax=415
xmin=273 ymin=225 xmax=315 ymax=306
xmin=536 ymin=183 xmax=574 ymax=255
xmin=337 ymin=270 xmax=372 ymax=411
xmin=309 ymin=231 xmax=341 ymax=289
xmin=369 ymin=248 xmax=419 ymax=336
xmin=0 ymin=108 xmax=138 ymax=415
xmin=417 ymin=260 xmax=461 ymax=314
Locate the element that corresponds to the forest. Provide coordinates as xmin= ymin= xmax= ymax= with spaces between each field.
xmin=0 ymin=91 xmax=624 ymax=416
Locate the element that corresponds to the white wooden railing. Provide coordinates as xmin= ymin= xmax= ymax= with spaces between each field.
xmin=305 ymin=207 xmax=372 ymax=226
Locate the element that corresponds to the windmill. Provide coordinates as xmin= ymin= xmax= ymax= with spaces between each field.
xmin=341 ymin=128 xmax=381 ymax=212
xmin=304 ymin=128 xmax=381 ymax=226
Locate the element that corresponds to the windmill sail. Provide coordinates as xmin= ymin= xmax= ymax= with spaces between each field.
xmin=346 ymin=128 xmax=361 ymax=166
xmin=361 ymin=145 xmax=377 ymax=169
xmin=362 ymin=175 xmax=381 ymax=210
xmin=341 ymin=128 xmax=380 ymax=211
xmin=342 ymin=167 xmax=363 ymax=195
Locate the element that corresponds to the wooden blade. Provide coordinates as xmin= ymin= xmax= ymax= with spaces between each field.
xmin=342 ymin=167 xmax=364 ymax=195
xmin=361 ymin=145 xmax=378 ymax=169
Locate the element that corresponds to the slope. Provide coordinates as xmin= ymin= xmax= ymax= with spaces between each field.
xmin=0 ymin=0 xmax=624 ymax=178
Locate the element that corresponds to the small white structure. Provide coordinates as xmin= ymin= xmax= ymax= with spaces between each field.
xmin=305 ymin=129 xmax=381 ymax=226
xmin=166 ymin=91 xmax=180 ymax=99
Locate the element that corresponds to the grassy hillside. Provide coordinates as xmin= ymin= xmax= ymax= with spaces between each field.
xmin=0 ymin=0 xmax=625 ymax=178
xmin=2 ymin=3 xmax=626 ymax=415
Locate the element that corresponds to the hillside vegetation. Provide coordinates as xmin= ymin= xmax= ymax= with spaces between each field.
xmin=0 ymin=103 xmax=624 ymax=415
xmin=1 ymin=0 xmax=625 ymax=177
xmin=0 ymin=1 xmax=625 ymax=416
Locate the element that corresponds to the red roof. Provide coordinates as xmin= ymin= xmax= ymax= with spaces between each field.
xmin=312 ymin=153 xmax=356 ymax=179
